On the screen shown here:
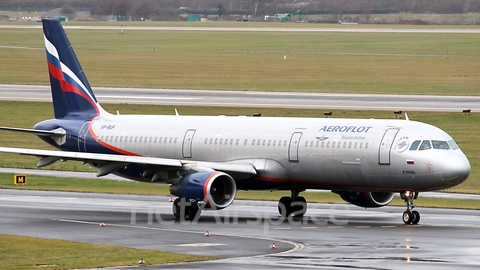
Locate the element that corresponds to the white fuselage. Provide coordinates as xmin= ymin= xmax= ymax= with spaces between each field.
xmin=85 ymin=114 xmax=470 ymax=192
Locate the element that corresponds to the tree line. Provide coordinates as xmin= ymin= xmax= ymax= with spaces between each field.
xmin=2 ymin=0 xmax=480 ymax=19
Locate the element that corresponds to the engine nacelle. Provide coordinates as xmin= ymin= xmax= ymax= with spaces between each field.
xmin=334 ymin=191 xmax=394 ymax=208
xmin=169 ymin=171 xmax=236 ymax=210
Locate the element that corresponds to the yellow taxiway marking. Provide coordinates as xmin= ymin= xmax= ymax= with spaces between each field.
xmin=302 ymin=226 xmax=317 ymax=229
xmin=274 ymin=227 xmax=291 ymax=230
xmin=381 ymin=226 xmax=397 ymax=228
xmin=355 ymin=226 xmax=371 ymax=229
xmin=328 ymin=226 xmax=343 ymax=229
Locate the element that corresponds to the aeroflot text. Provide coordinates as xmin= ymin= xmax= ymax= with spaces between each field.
xmin=319 ymin=126 xmax=373 ymax=133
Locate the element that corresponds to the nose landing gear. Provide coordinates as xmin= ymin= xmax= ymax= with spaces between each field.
xmin=401 ymin=191 xmax=420 ymax=225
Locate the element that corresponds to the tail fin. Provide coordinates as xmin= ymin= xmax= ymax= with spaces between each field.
xmin=42 ymin=18 xmax=106 ymax=119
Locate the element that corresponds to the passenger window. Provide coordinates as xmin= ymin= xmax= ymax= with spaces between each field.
xmin=432 ymin=140 xmax=450 ymax=150
xmin=448 ymin=140 xmax=459 ymax=150
xmin=252 ymin=139 xmax=256 ymax=145
xmin=273 ymin=140 xmax=276 ymax=146
xmin=419 ymin=140 xmax=432 ymax=150
xmin=409 ymin=140 xmax=421 ymax=150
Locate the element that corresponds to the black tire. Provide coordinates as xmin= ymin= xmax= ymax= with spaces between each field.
xmin=402 ymin=210 xmax=413 ymax=224
xmin=411 ymin=210 xmax=420 ymax=225
xmin=278 ymin=196 xmax=293 ymax=217
xmin=172 ymin=198 xmax=181 ymax=219
xmin=291 ymin=196 xmax=307 ymax=217
xmin=187 ymin=207 xmax=201 ymax=220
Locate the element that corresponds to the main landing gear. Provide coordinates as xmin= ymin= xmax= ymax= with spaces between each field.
xmin=401 ymin=191 xmax=420 ymax=225
xmin=278 ymin=189 xmax=307 ymax=218
xmin=172 ymin=198 xmax=201 ymax=220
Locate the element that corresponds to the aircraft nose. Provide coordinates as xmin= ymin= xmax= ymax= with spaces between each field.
xmin=442 ymin=155 xmax=471 ymax=185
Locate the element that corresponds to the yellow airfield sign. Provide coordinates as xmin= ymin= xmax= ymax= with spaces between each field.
xmin=14 ymin=174 xmax=27 ymax=185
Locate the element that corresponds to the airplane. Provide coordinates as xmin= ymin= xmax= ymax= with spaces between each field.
xmin=0 ymin=18 xmax=471 ymax=224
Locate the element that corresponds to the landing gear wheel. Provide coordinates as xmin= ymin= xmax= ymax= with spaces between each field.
xmin=402 ymin=210 xmax=413 ymax=224
xmin=401 ymin=191 xmax=420 ymax=225
xmin=172 ymin=198 xmax=181 ymax=219
xmin=291 ymin=196 xmax=307 ymax=217
xmin=411 ymin=210 xmax=420 ymax=225
xmin=186 ymin=207 xmax=201 ymax=220
xmin=278 ymin=196 xmax=293 ymax=217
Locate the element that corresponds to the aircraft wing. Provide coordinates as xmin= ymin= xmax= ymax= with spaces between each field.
xmin=0 ymin=147 xmax=257 ymax=178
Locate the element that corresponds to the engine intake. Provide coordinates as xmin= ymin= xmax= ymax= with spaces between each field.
xmin=334 ymin=191 xmax=394 ymax=208
xmin=170 ymin=171 xmax=236 ymax=210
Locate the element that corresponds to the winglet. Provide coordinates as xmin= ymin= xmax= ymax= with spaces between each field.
xmin=42 ymin=18 xmax=107 ymax=119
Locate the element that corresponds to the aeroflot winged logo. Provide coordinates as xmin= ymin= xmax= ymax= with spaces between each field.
xmin=319 ymin=125 xmax=373 ymax=133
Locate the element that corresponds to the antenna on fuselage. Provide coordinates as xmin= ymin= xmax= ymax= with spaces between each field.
xmin=405 ymin=112 xmax=409 ymax=121
xmin=175 ymin=108 xmax=179 ymax=116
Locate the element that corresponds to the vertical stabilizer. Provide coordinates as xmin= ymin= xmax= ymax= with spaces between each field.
xmin=42 ymin=18 xmax=106 ymax=119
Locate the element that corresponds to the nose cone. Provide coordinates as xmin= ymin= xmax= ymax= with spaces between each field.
xmin=442 ymin=154 xmax=471 ymax=187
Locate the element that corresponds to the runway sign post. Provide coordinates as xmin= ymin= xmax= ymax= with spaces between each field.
xmin=14 ymin=174 xmax=27 ymax=185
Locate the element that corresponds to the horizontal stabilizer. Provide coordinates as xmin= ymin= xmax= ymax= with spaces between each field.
xmin=0 ymin=126 xmax=66 ymax=137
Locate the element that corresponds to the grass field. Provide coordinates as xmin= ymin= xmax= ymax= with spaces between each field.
xmin=0 ymin=234 xmax=215 ymax=270
xmin=0 ymin=25 xmax=479 ymax=94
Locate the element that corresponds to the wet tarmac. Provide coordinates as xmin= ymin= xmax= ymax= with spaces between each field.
xmin=1 ymin=189 xmax=479 ymax=269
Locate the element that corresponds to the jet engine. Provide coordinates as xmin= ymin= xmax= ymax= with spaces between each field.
xmin=333 ymin=191 xmax=394 ymax=208
xmin=169 ymin=171 xmax=236 ymax=210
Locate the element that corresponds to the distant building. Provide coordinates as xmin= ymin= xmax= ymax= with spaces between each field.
xmin=42 ymin=8 xmax=74 ymax=21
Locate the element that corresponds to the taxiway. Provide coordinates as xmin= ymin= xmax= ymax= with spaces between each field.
xmin=1 ymin=189 xmax=479 ymax=269
xmin=1 ymin=84 xmax=479 ymax=112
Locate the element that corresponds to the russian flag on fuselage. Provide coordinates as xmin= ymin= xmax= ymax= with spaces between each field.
xmin=42 ymin=18 xmax=99 ymax=119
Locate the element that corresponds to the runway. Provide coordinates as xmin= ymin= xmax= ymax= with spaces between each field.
xmin=1 ymin=189 xmax=479 ymax=269
xmin=1 ymin=84 xmax=479 ymax=112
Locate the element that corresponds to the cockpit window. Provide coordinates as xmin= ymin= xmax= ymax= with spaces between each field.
xmin=432 ymin=140 xmax=450 ymax=150
xmin=409 ymin=140 xmax=421 ymax=150
xmin=448 ymin=140 xmax=460 ymax=150
xmin=418 ymin=140 xmax=432 ymax=150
